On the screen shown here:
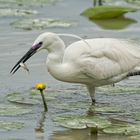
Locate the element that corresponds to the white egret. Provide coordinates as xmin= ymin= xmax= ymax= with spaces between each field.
xmin=11 ymin=32 xmax=140 ymax=104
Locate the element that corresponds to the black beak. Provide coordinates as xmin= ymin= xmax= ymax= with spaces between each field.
xmin=10 ymin=43 xmax=42 ymax=74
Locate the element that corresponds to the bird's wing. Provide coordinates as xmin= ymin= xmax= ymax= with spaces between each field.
xmin=78 ymin=46 xmax=140 ymax=80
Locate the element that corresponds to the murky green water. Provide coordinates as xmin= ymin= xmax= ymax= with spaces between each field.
xmin=1 ymin=0 xmax=140 ymax=139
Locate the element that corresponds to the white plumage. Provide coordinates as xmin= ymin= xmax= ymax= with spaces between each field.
xmin=11 ymin=32 xmax=140 ymax=104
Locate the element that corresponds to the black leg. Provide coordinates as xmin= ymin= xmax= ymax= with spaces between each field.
xmin=92 ymin=98 xmax=96 ymax=105
xmin=87 ymin=103 xmax=96 ymax=116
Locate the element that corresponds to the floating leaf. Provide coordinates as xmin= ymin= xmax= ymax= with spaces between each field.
xmin=7 ymin=92 xmax=40 ymax=105
xmin=0 ymin=121 xmax=24 ymax=131
xmin=95 ymin=106 xmax=125 ymax=113
xmin=0 ymin=0 xmax=58 ymax=7
xmin=0 ymin=9 xmax=37 ymax=17
xmin=56 ymin=102 xmax=125 ymax=113
xmin=7 ymin=89 xmax=77 ymax=105
xmin=97 ymin=85 xmax=140 ymax=95
xmin=11 ymin=18 xmax=74 ymax=30
xmin=134 ymin=112 xmax=140 ymax=121
xmin=81 ymin=6 xmax=137 ymax=19
xmin=53 ymin=101 xmax=88 ymax=111
xmin=30 ymin=89 xmax=59 ymax=100
xmin=103 ymin=124 xmax=140 ymax=135
xmin=5 ymin=139 xmax=25 ymax=140
xmin=54 ymin=115 xmax=111 ymax=129
xmin=0 ymin=104 xmax=32 ymax=116
xmin=126 ymin=0 xmax=140 ymax=5
xmin=7 ymin=89 xmax=62 ymax=105
xmin=54 ymin=118 xmax=86 ymax=129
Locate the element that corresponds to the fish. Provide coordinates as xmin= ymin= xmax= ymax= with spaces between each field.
xmin=19 ymin=62 xmax=29 ymax=74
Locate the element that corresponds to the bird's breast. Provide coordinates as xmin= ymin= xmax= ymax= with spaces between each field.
xmin=47 ymin=62 xmax=90 ymax=84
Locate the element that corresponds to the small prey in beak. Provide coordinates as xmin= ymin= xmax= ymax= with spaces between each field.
xmin=20 ymin=62 xmax=29 ymax=74
xmin=10 ymin=42 xmax=42 ymax=74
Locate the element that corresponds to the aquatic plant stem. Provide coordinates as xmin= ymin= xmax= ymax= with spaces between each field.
xmin=40 ymin=90 xmax=48 ymax=112
xmin=93 ymin=0 xmax=97 ymax=6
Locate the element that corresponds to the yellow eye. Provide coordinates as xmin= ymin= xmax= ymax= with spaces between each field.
xmin=35 ymin=83 xmax=46 ymax=90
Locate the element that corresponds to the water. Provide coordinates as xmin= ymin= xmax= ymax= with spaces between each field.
xmin=0 ymin=0 xmax=140 ymax=139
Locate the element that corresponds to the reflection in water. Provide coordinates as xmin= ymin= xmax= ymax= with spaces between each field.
xmin=93 ymin=0 xmax=103 ymax=6
xmin=49 ymin=129 xmax=90 ymax=140
xmin=49 ymin=129 xmax=131 ymax=140
xmin=90 ymin=16 xmax=137 ymax=30
xmin=35 ymin=112 xmax=47 ymax=140
xmin=33 ymin=109 xmax=135 ymax=140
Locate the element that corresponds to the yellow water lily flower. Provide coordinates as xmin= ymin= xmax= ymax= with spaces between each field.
xmin=35 ymin=83 xmax=46 ymax=90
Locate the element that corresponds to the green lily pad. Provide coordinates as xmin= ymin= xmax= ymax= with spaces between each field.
xmin=7 ymin=88 xmax=79 ymax=106
xmin=7 ymin=92 xmax=42 ymax=105
xmin=0 ymin=0 xmax=57 ymax=7
xmin=103 ymin=124 xmax=140 ymax=135
xmin=30 ymin=89 xmax=59 ymax=100
xmin=55 ymin=102 xmax=125 ymax=113
xmin=0 ymin=104 xmax=32 ymax=116
xmin=97 ymin=85 xmax=140 ymax=95
xmin=0 ymin=121 xmax=24 ymax=131
xmin=7 ymin=89 xmax=61 ymax=105
xmin=0 ymin=9 xmax=37 ymax=17
xmin=134 ymin=112 xmax=140 ymax=121
xmin=95 ymin=106 xmax=125 ymax=113
xmin=53 ymin=101 xmax=88 ymax=111
xmin=81 ymin=6 xmax=137 ymax=19
xmin=126 ymin=0 xmax=140 ymax=5
xmin=5 ymin=139 xmax=25 ymax=140
xmin=54 ymin=115 xmax=111 ymax=129
xmin=7 ymin=139 xmax=25 ymax=140
xmin=11 ymin=18 xmax=74 ymax=30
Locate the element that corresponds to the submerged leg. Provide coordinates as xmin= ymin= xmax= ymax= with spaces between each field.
xmin=98 ymin=0 xmax=102 ymax=5
xmin=86 ymin=85 xmax=96 ymax=105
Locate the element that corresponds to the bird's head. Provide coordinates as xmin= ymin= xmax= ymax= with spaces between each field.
xmin=10 ymin=32 xmax=85 ymax=74
xmin=10 ymin=32 xmax=61 ymax=74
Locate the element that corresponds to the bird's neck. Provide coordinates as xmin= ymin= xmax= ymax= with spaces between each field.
xmin=47 ymin=39 xmax=65 ymax=63
xmin=46 ymin=39 xmax=67 ymax=81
